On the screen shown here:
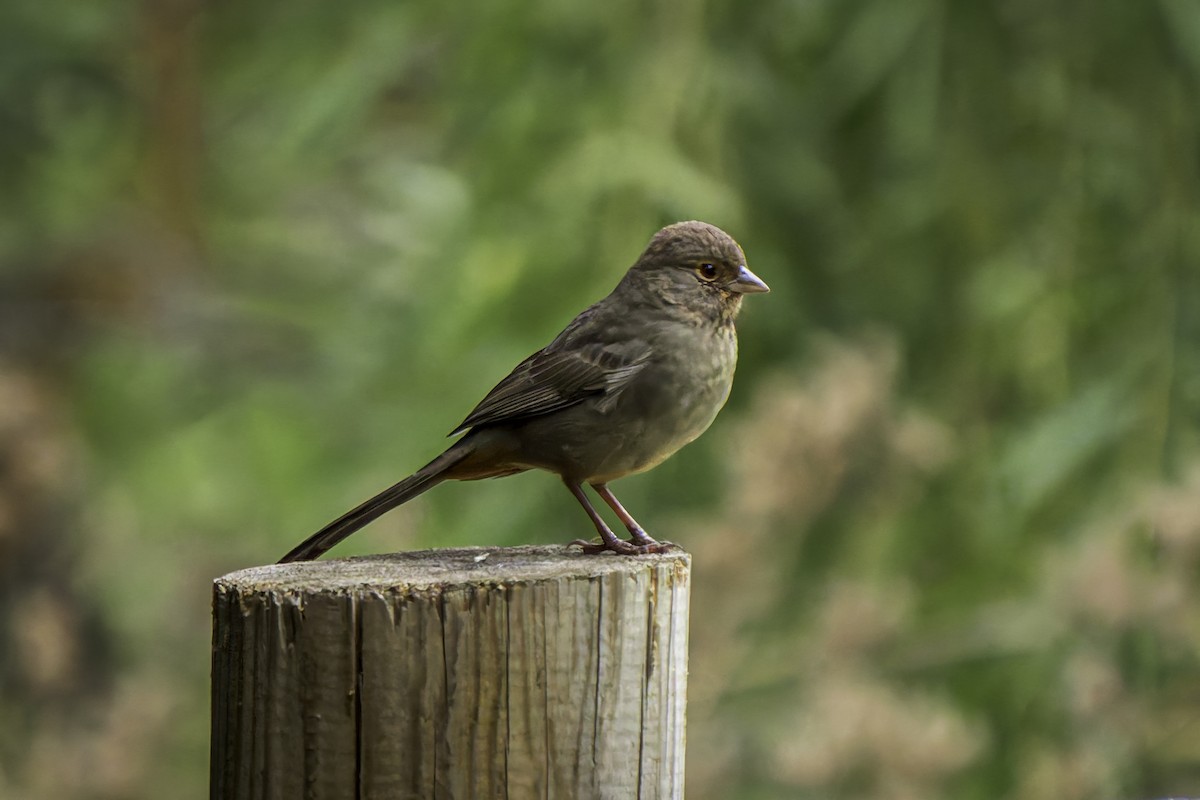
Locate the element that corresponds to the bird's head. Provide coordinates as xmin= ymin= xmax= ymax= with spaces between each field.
xmin=629 ymin=221 xmax=769 ymax=320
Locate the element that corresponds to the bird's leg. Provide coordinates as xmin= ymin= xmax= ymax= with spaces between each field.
xmin=564 ymin=481 xmax=650 ymax=555
xmin=591 ymin=483 xmax=663 ymax=547
xmin=564 ymin=481 xmax=635 ymax=554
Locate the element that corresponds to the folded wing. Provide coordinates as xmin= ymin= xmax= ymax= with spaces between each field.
xmin=450 ymin=341 xmax=651 ymax=435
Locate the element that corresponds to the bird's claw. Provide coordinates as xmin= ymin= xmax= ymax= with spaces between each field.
xmin=569 ymin=537 xmax=679 ymax=556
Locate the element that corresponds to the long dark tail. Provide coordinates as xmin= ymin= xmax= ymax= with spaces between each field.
xmin=278 ymin=443 xmax=474 ymax=563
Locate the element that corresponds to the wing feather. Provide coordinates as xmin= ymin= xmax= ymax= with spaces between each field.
xmin=449 ymin=342 xmax=650 ymax=434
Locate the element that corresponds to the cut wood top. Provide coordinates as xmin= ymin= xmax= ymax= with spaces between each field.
xmin=216 ymin=544 xmax=691 ymax=593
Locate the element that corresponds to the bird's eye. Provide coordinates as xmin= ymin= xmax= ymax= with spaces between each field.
xmin=697 ymin=263 xmax=719 ymax=280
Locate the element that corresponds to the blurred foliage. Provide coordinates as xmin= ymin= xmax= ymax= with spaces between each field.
xmin=1 ymin=0 xmax=1199 ymax=797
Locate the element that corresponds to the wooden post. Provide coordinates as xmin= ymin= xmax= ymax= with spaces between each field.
xmin=210 ymin=545 xmax=690 ymax=800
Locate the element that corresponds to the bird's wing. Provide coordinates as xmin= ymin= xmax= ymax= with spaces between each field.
xmin=449 ymin=340 xmax=650 ymax=435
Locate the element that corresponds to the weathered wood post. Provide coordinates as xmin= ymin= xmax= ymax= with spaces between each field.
xmin=210 ymin=545 xmax=690 ymax=799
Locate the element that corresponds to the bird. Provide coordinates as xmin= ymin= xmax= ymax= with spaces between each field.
xmin=278 ymin=220 xmax=768 ymax=562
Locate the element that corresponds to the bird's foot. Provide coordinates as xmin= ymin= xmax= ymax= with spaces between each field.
xmin=569 ymin=537 xmax=679 ymax=556
xmin=627 ymin=526 xmax=657 ymax=547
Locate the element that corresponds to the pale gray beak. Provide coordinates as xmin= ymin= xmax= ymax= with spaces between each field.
xmin=730 ymin=265 xmax=770 ymax=294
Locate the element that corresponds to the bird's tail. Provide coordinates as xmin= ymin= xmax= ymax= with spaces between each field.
xmin=277 ymin=443 xmax=474 ymax=563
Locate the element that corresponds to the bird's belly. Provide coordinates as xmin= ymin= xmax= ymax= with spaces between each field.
xmin=636 ymin=378 xmax=726 ymax=450
xmin=576 ymin=335 xmax=736 ymax=481
xmin=503 ymin=327 xmax=737 ymax=483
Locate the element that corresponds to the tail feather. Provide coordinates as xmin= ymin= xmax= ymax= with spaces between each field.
xmin=278 ymin=444 xmax=473 ymax=563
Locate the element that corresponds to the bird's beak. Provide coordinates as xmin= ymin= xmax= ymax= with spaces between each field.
xmin=730 ymin=265 xmax=770 ymax=294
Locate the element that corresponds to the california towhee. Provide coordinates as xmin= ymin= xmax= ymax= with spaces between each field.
xmin=279 ymin=220 xmax=768 ymax=562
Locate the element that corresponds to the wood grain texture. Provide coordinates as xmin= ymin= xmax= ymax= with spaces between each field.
xmin=211 ymin=545 xmax=690 ymax=800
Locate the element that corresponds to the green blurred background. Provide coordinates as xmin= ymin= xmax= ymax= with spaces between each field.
xmin=3 ymin=0 xmax=1200 ymax=797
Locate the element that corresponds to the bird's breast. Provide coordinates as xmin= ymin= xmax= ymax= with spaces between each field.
xmin=605 ymin=322 xmax=737 ymax=471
